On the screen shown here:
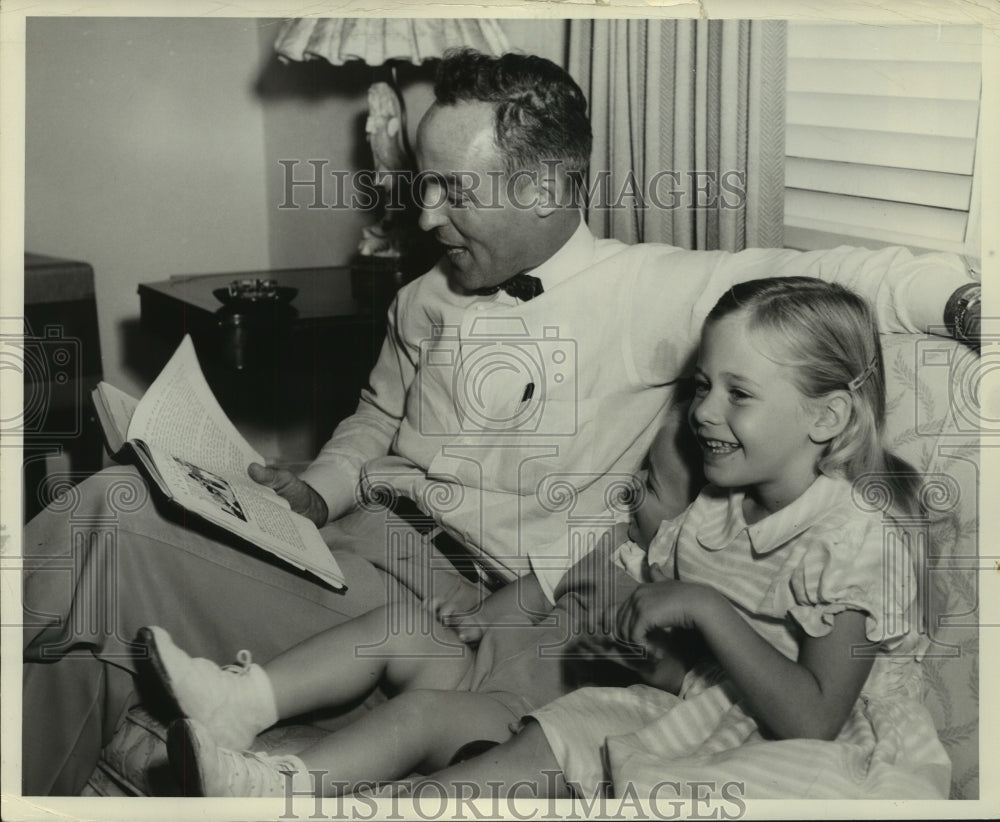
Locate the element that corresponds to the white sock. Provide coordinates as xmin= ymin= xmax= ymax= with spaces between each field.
xmin=247 ymin=664 xmax=280 ymax=734
xmin=271 ymin=754 xmax=320 ymax=795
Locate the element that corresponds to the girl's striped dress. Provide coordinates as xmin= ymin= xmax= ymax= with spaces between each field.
xmin=529 ymin=475 xmax=952 ymax=799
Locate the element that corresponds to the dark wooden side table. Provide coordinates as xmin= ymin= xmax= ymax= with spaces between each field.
xmin=138 ymin=266 xmax=386 ymax=460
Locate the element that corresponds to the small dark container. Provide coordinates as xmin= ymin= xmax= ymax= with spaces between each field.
xmin=213 ymin=279 xmax=297 ymax=371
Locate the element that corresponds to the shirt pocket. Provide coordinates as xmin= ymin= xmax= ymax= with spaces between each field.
xmin=430 ymin=397 xmax=600 ymax=494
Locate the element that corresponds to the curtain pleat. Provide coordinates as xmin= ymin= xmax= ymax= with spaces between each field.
xmin=747 ymin=21 xmax=788 ymax=249
xmin=568 ymin=19 xmax=786 ymax=252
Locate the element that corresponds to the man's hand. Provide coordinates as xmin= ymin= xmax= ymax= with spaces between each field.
xmin=248 ymin=463 xmax=329 ymax=528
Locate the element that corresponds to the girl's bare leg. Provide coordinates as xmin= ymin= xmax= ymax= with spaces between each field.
xmin=145 ymin=599 xmax=474 ymax=754
xmin=400 ymin=720 xmax=570 ymax=798
xmin=294 ymin=690 xmax=520 ymax=795
xmin=263 ymin=602 xmax=473 ymax=718
xmin=161 ymin=609 xmax=500 ymax=797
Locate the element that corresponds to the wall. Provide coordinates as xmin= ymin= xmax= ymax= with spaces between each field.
xmin=256 ymin=20 xmax=387 ymax=271
xmin=25 ymin=17 xmax=274 ymax=398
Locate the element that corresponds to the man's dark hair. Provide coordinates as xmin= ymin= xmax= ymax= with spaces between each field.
xmin=434 ymin=48 xmax=592 ymax=181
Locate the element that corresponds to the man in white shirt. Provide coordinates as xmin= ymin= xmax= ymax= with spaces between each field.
xmin=257 ymin=48 xmax=977 ymax=608
xmin=22 ymin=48 xmax=979 ymax=795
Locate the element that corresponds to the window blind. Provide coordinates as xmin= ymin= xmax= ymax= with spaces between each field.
xmin=783 ymin=23 xmax=981 ymax=256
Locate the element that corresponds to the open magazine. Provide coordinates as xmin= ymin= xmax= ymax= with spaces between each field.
xmin=91 ymin=335 xmax=346 ymax=590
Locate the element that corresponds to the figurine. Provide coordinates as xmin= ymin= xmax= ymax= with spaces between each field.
xmin=360 ymin=82 xmax=411 ymax=259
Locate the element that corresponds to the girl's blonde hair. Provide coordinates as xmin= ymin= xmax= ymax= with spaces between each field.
xmin=706 ymin=277 xmax=924 ymax=516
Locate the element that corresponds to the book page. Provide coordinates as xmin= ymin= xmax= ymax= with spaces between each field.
xmin=150 ymin=446 xmax=345 ymax=589
xmin=129 ymin=439 xmax=170 ymax=498
xmin=127 ymin=335 xmax=263 ymax=478
xmin=91 ymin=381 xmax=139 ymax=453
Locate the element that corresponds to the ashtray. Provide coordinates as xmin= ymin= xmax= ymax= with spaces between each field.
xmin=213 ymin=278 xmax=297 ymax=307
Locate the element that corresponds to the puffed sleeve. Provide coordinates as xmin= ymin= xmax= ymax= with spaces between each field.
xmin=786 ymin=512 xmax=919 ymax=651
xmin=611 ymin=509 xmax=687 ymax=582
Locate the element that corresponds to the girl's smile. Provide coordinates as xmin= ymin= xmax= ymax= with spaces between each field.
xmin=689 ymin=312 xmax=829 ymax=517
xmin=697 ymin=436 xmax=741 ymax=456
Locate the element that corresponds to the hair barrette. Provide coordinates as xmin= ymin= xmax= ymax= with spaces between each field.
xmin=847 ymin=355 xmax=878 ymax=392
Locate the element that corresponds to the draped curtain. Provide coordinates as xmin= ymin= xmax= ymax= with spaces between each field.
xmin=568 ymin=19 xmax=787 ymax=251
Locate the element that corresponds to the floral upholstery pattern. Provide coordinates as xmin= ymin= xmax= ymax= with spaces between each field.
xmin=877 ymin=333 xmax=979 ymax=800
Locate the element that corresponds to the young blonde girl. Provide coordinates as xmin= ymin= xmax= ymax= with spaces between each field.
xmin=145 ymin=277 xmax=950 ymax=799
xmin=402 ymin=275 xmax=952 ymax=800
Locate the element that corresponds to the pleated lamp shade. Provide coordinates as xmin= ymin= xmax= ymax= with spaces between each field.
xmin=274 ymin=18 xmax=510 ymax=66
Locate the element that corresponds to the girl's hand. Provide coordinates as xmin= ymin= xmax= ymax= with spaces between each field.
xmin=425 ymin=574 xmax=484 ymax=643
xmin=616 ymin=577 xmax=718 ymax=654
xmin=435 ymin=573 xmax=551 ymax=646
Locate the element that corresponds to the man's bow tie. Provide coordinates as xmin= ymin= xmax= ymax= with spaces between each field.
xmin=481 ymin=272 xmax=544 ymax=302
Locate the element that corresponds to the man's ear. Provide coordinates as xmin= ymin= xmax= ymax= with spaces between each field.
xmin=809 ymin=391 xmax=852 ymax=444
xmin=534 ymin=165 xmax=567 ymax=217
